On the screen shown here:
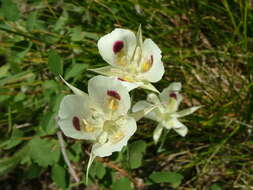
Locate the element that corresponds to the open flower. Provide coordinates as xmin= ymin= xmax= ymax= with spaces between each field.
xmin=90 ymin=26 xmax=165 ymax=92
xmin=132 ymin=82 xmax=201 ymax=143
xmin=58 ymin=75 xmax=137 ymax=181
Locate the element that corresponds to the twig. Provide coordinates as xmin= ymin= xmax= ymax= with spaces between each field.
xmin=57 ymin=131 xmax=80 ymax=183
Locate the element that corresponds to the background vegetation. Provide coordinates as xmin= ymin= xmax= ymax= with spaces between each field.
xmin=0 ymin=0 xmax=253 ymax=189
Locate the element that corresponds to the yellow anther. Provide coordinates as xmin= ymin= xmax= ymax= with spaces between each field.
xmin=111 ymin=131 xmax=124 ymax=143
xmin=108 ymin=98 xmax=119 ymax=111
xmin=115 ymin=51 xmax=127 ymax=66
xmin=81 ymin=119 xmax=94 ymax=132
xmin=141 ymin=59 xmax=153 ymax=72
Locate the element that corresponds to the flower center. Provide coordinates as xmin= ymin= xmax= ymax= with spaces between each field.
xmin=107 ymin=90 xmax=120 ymax=111
xmin=103 ymin=120 xmax=125 ymax=144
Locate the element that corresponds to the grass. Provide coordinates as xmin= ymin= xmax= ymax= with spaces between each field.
xmin=0 ymin=0 xmax=253 ymax=189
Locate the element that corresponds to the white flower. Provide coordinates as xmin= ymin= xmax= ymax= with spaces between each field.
xmin=132 ymin=82 xmax=201 ymax=143
xmin=58 ymin=76 xmax=137 ymax=182
xmin=90 ymin=26 xmax=165 ymax=92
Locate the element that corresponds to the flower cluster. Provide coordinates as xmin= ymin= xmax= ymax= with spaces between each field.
xmin=57 ymin=26 xmax=200 ymax=182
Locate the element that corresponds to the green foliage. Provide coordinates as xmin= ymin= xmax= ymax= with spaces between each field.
xmin=28 ymin=137 xmax=60 ymax=167
xmin=111 ymin=177 xmax=134 ymax=190
xmin=128 ymin=140 xmax=146 ymax=169
xmin=149 ymin=171 xmax=183 ymax=188
xmin=48 ymin=50 xmax=63 ymax=76
xmin=51 ymin=164 xmax=67 ymax=189
xmin=210 ymin=183 xmax=222 ymax=190
xmin=0 ymin=0 xmax=20 ymax=21
xmin=0 ymin=0 xmax=253 ymax=189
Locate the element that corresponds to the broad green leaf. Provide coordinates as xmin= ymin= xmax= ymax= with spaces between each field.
xmin=51 ymin=164 xmax=67 ymax=189
xmin=210 ymin=184 xmax=222 ymax=190
xmin=128 ymin=140 xmax=147 ymax=169
xmin=48 ymin=50 xmax=63 ymax=75
xmin=149 ymin=171 xmax=183 ymax=188
xmin=28 ymin=137 xmax=60 ymax=167
xmin=1 ymin=0 xmax=20 ymax=21
xmin=111 ymin=177 xmax=134 ymax=190
xmin=89 ymin=161 xmax=106 ymax=180
xmin=64 ymin=63 xmax=88 ymax=80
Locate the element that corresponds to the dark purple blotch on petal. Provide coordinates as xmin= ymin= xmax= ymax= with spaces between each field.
xmin=170 ymin=92 xmax=177 ymax=99
xmin=113 ymin=41 xmax=124 ymax=53
xmin=107 ymin=90 xmax=121 ymax=100
xmin=72 ymin=116 xmax=81 ymax=131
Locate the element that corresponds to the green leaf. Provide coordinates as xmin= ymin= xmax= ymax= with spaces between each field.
xmin=1 ymin=0 xmax=20 ymax=21
xmin=0 ymin=145 xmax=29 ymax=175
xmin=51 ymin=164 xmax=67 ymax=189
xmin=128 ymin=140 xmax=146 ymax=169
xmin=70 ymin=26 xmax=85 ymax=41
xmin=28 ymin=137 xmax=60 ymax=167
xmin=48 ymin=50 xmax=63 ymax=75
xmin=64 ymin=63 xmax=88 ymax=80
xmin=111 ymin=177 xmax=134 ymax=190
xmin=210 ymin=183 xmax=222 ymax=190
xmin=149 ymin=171 xmax=183 ymax=188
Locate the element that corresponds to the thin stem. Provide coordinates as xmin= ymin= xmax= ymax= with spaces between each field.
xmin=57 ymin=131 xmax=80 ymax=183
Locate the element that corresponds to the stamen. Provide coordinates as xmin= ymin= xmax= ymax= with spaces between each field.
xmin=108 ymin=98 xmax=119 ymax=111
xmin=72 ymin=116 xmax=81 ymax=131
xmin=111 ymin=131 xmax=124 ymax=143
xmin=107 ymin=90 xmax=121 ymax=100
xmin=169 ymin=92 xmax=177 ymax=99
xmin=81 ymin=119 xmax=94 ymax=132
xmin=113 ymin=41 xmax=124 ymax=53
xmin=141 ymin=55 xmax=153 ymax=72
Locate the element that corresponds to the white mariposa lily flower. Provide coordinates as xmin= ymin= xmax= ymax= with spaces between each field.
xmin=90 ymin=26 xmax=165 ymax=92
xmin=58 ymin=75 xmax=137 ymax=182
xmin=132 ymin=82 xmax=201 ymax=143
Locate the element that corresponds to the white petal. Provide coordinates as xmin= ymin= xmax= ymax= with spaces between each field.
xmin=58 ymin=95 xmax=91 ymax=119
xmin=92 ymin=117 xmax=137 ymax=157
xmin=58 ymin=95 xmax=100 ymax=140
xmin=88 ymin=75 xmax=131 ymax=116
xmin=140 ymin=82 xmax=159 ymax=93
xmin=88 ymin=66 xmax=115 ymax=76
xmin=59 ymin=76 xmax=88 ymax=96
xmin=139 ymin=39 xmax=164 ymax=83
xmin=171 ymin=106 xmax=201 ymax=118
xmin=159 ymin=82 xmax=182 ymax=103
xmin=97 ymin=28 xmax=136 ymax=66
xmin=118 ymin=80 xmax=141 ymax=91
xmin=164 ymin=118 xmax=188 ymax=137
xmin=132 ymin=100 xmax=157 ymax=121
xmin=153 ymin=124 xmax=163 ymax=144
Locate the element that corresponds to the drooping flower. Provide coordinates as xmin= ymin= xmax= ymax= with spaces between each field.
xmin=58 ymin=75 xmax=137 ymax=182
xmin=90 ymin=26 xmax=165 ymax=92
xmin=132 ymin=82 xmax=201 ymax=143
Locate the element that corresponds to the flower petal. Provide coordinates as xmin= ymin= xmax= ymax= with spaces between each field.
xmin=159 ymin=82 xmax=182 ymax=103
xmin=58 ymin=95 xmax=100 ymax=140
xmin=139 ymin=39 xmax=164 ymax=83
xmin=59 ymin=76 xmax=88 ymax=96
xmin=92 ymin=117 xmax=136 ymax=157
xmin=140 ymin=82 xmax=159 ymax=93
xmin=153 ymin=124 xmax=163 ymax=144
xmin=97 ymin=28 xmax=136 ymax=66
xmin=171 ymin=106 xmax=201 ymax=118
xmin=132 ymin=100 xmax=157 ymax=121
xmin=164 ymin=118 xmax=188 ymax=137
xmin=88 ymin=76 xmax=131 ymax=117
